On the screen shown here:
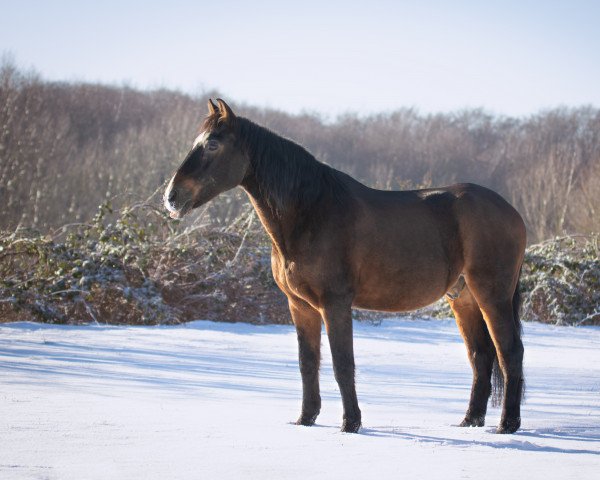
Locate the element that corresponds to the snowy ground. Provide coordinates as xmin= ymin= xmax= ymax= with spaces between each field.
xmin=1 ymin=319 xmax=599 ymax=479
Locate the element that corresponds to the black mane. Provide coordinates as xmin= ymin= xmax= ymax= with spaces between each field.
xmin=235 ymin=117 xmax=348 ymax=215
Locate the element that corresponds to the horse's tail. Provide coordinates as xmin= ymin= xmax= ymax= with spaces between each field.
xmin=491 ymin=268 xmax=524 ymax=407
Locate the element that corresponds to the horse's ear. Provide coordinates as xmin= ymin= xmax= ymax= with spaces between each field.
xmin=217 ymin=98 xmax=235 ymax=124
xmin=207 ymin=98 xmax=218 ymax=115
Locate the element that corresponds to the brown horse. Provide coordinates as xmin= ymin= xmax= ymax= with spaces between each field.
xmin=164 ymin=99 xmax=527 ymax=434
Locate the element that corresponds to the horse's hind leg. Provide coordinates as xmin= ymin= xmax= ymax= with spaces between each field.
xmin=321 ymin=300 xmax=361 ymax=433
xmin=289 ymin=299 xmax=322 ymax=426
xmin=448 ymin=286 xmax=495 ymax=427
xmin=467 ymin=278 xmax=524 ymax=434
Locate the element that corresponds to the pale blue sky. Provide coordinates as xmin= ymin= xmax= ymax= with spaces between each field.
xmin=1 ymin=0 xmax=599 ymax=118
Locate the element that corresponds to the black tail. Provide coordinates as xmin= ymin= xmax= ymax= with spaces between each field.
xmin=491 ymin=359 xmax=502 ymax=407
xmin=491 ymin=270 xmax=524 ymax=407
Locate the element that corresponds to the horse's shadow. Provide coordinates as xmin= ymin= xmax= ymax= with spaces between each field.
xmin=358 ymin=426 xmax=600 ymax=455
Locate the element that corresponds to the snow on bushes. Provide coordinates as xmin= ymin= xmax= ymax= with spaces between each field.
xmin=521 ymin=235 xmax=599 ymax=325
xmin=1 ymin=203 xmax=597 ymax=325
xmin=0 ymin=202 xmax=287 ymax=325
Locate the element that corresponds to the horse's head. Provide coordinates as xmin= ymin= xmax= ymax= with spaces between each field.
xmin=164 ymin=98 xmax=249 ymax=219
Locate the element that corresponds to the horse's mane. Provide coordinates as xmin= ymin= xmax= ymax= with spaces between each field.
xmin=204 ymin=114 xmax=348 ymax=215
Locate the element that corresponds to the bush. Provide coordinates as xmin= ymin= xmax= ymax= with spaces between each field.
xmin=1 ymin=201 xmax=597 ymax=326
xmin=521 ymin=235 xmax=599 ymax=325
xmin=0 ymin=201 xmax=288 ymax=325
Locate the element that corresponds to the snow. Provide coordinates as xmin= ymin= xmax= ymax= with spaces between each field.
xmin=1 ymin=318 xmax=599 ymax=479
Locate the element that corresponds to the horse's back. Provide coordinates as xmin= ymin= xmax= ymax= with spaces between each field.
xmin=356 ymin=181 xmax=525 ymax=254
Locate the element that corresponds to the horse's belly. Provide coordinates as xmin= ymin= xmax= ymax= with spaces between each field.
xmin=352 ymin=258 xmax=452 ymax=312
xmin=353 ymin=288 xmax=443 ymax=312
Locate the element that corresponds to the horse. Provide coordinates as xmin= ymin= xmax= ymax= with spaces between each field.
xmin=164 ymin=99 xmax=526 ymax=434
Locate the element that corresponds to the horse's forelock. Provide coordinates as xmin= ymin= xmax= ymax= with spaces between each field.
xmin=200 ymin=113 xmax=221 ymax=133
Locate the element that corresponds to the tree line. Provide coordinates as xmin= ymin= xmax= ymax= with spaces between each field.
xmin=1 ymin=61 xmax=598 ymax=242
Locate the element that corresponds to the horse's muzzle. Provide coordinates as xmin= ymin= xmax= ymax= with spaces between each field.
xmin=164 ymin=183 xmax=193 ymax=219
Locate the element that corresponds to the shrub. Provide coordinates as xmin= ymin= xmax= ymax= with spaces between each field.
xmin=0 ymin=201 xmax=288 ymax=325
xmin=521 ymin=235 xmax=599 ymax=325
xmin=1 ymin=202 xmax=597 ymax=326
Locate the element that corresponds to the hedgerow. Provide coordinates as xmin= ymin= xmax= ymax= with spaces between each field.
xmin=521 ymin=235 xmax=599 ymax=325
xmin=0 ymin=201 xmax=287 ymax=325
xmin=0 ymin=202 xmax=597 ymax=325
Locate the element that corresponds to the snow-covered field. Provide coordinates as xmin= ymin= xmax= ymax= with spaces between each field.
xmin=1 ymin=319 xmax=599 ymax=479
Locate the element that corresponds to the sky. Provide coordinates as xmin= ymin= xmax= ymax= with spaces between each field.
xmin=1 ymin=0 xmax=599 ymax=118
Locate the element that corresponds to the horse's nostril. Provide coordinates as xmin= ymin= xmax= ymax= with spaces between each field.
xmin=168 ymin=188 xmax=178 ymax=203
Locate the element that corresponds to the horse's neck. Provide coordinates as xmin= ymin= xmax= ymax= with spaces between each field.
xmin=241 ymin=176 xmax=293 ymax=257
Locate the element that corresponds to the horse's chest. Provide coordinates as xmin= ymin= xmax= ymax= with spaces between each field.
xmin=271 ymin=254 xmax=321 ymax=304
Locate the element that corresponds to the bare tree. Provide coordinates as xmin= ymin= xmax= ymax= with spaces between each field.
xmin=1 ymin=61 xmax=599 ymax=242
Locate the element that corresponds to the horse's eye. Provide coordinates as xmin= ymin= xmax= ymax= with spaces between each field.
xmin=207 ymin=139 xmax=219 ymax=151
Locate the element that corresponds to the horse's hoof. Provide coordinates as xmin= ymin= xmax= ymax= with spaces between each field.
xmin=496 ymin=417 xmax=521 ymax=434
xmin=295 ymin=412 xmax=319 ymax=426
xmin=459 ymin=415 xmax=485 ymax=427
xmin=341 ymin=418 xmax=362 ymax=433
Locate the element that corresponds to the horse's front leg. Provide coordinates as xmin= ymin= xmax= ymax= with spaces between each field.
xmin=322 ymin=300 xmax=361 ymax=433
xmin=289 ymin=299 xmax=322 ymax=426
